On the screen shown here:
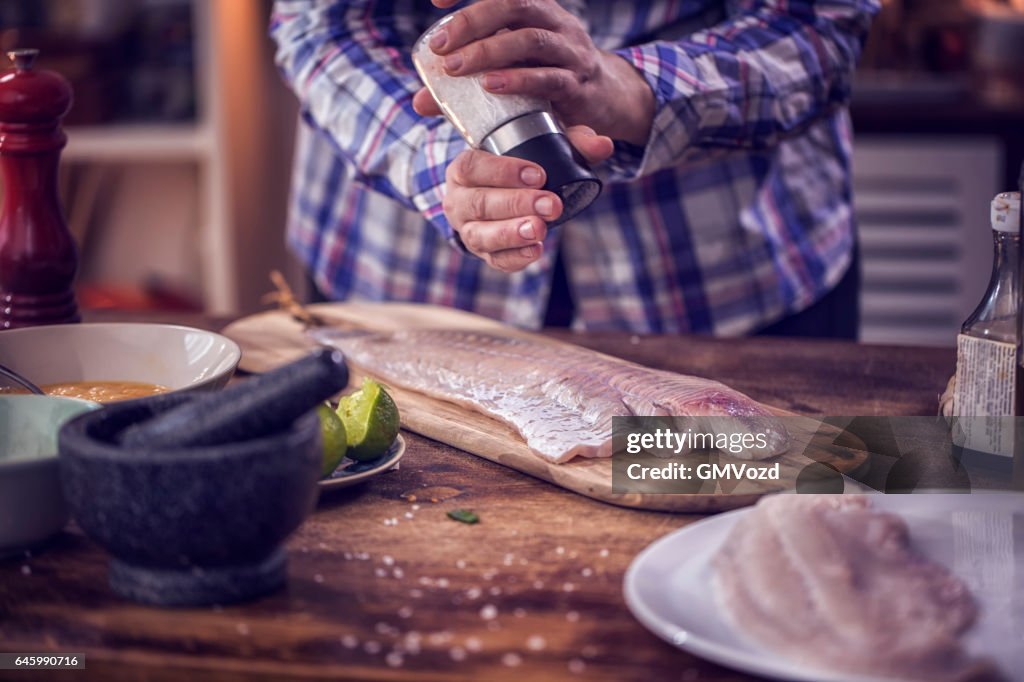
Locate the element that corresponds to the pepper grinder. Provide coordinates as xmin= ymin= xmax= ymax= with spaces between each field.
xmin=413 ymin=15 xmax=602 ymax=226
xmin=0 ymin=48 xmax=79 ymax=329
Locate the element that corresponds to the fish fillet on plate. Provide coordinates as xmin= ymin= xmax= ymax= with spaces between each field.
xmin=312 ymin=329 xmax=788 ymax=464
xmin=714 ymin=495 xmax=999 ymax=681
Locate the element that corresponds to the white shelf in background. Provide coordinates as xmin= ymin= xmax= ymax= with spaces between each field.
xmin=63 ymin=123 xmax=212 ymax=163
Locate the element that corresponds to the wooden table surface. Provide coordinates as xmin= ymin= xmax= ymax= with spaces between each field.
xmin=0 ymin=311 xmax=955 ymax=682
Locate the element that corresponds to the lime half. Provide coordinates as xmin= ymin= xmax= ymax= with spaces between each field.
xmin=317 ymin=403 xmax=348 ymax=478
xmin=337 ymin=379 xmax=400 ymax=462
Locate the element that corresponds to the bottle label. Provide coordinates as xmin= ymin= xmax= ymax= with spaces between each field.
xmin=953 ymin=334 xmax=1017 ymax=458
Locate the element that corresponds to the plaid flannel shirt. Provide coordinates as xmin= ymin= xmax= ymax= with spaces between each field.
xmin=271 ymin=0 xmax=878 ymax=334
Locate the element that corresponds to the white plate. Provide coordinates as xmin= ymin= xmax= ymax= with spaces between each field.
xmin=624 ymin=494 xmax=1024 ymax=682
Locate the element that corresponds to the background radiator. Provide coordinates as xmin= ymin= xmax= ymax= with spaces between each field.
xmin=852 ymin=137 xmax=1003 ymax=346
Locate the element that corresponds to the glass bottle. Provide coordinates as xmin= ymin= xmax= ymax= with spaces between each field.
xmin=953 ymin=191 xmax=1019 ymax=469
xmin=961 ymin=192 xmax=1020 ymax=343
xmin=1018 ymin=163 xmax=1024 ymax=417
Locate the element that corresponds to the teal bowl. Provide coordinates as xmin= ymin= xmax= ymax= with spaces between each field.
xmin=0 ymin=395 xmax=99 ymax=556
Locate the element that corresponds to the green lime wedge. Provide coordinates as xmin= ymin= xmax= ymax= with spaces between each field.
xmin=317 ymin=403 xmax=348 ymax=478
xmin=337 ymin=378 xmax=400 ymax=462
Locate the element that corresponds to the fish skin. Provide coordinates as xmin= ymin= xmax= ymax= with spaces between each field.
xmin=714 ymin=495 xmax=1002 ymax=682
xmin=312 ymin=328 xmax=788 ymax=464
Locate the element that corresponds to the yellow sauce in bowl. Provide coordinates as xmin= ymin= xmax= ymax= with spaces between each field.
xmin=0 ymin=381 xmax=171 ymax=403
xmin=42 ymin=381 xmax=170 ymax=403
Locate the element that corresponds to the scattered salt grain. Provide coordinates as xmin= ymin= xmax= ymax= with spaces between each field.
xmin=313 ymin=573 xmax=324 ymax=584
xmin=599 ymin=548 xmax=609 ymax=558
xmin=449 ymin=646 xmax=467 ymax=661
xmin=20 ymin=565 xmax=30 ymax=576
xmin=358 ymin=552 xmax=370 ymax=560
xmin=428 ymin=631 xmax=453 ymax=645
xmin=386 ymin=651 xmax=404 ymax=667
xmin=364 ymin=640 xmax=382 ymax=655
xmin=569 ymin=658 xmax=586 ymax=674
xmin=418 ymin=577 xmax=432 ymax=586
xmin=501 ymin=653 xmax=522 ymax=667
xmin=398 ymin=606 xmax=413 ymax=619
xmin=456 ymin=559 xmax=466 ymax=569
xmin=341 ymin=634 xmax=358 ymax=649
xmin=382 ymin=555 xmax=395 ymax=566
xmin=489 ymin=586 xmax=502 ymax=596
xmin=343 ymin=552 xmax=353 ymax=560
xmin=466 ymin=587 xmax=482 ymax=600
xmin=581 ymin=568 xmax=593 ymax=578
xmin=465 ymin=636 xmax=483 ymax=652
xmin=526 ymin=635 xmax=546 ymax=651
xmin=236 ymin=623 xmax=250 ymax=636
xmin=404 ymin=512 xmax=414 ymax=519
xmin=375 ymin=568 xmax=387 ymax=578
xmin=375 ymin=622 xmax=392 ymax=635
xmin=404 ymin=632 xmax=422 ymax=655
xmin=409 ymin=589 xmax=424 ymax=599
xmin=563 ymin=582 xmax=575 ymax=592
xmin=479 ymin=604 xmax=497 ymax=620
xmin=436 ymin=578 xmax=450 ymax=588
xmin=412 ymin=504 xmax=421 ymax=511
xmin=318 ymin=542 xmax=327 ymax=550
xmin=392 ymin=568 xmax=404 ymax=579
xmin=566 ymin=610 xmax=580 ymax=622
xmin=555 ymin=546 xmax=565 ymax=555
xmin=532 ymin=580 xmax=544 ymax=589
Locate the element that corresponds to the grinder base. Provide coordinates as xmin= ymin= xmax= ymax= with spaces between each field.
xmin=503 ymin=131 xmax=602 ymax=226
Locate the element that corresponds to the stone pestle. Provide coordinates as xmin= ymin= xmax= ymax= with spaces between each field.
xmin=120 ymin=348 xmax=349 ymax=449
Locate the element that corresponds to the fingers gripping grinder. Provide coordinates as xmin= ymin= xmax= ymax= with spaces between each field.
xmin=412 ymin=14 xmax=602 ymax=225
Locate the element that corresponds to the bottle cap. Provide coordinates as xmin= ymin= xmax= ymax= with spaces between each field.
xmin=991 ymin=192 xmax=1020 ymax=233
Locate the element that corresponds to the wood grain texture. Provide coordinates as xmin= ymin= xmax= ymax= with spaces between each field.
xmin=222 ymin=304 xmax=867 ymax=512
xmin=0 ymin=310 xmax=954 ymax=682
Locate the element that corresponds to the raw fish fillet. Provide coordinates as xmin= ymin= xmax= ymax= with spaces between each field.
xmin=714 ymin=495 xmax=1000 ymax=681
xmin=312 ymin=329 xmax=788 ymax=464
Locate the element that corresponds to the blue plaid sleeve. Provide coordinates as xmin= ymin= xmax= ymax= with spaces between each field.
xmin=271 ymin=0 xmax=463 ymax=243
xmin=607 ymin=0 xmax=879 ymax=181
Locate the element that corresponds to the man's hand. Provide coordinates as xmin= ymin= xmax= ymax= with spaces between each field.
xmin=413 ymin=0 xmax=655 ymax=146
xmin=444 ymin=125 xmax=611 ymax=272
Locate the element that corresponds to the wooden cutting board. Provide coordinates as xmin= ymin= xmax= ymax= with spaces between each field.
xmin=223 ymin=303 xmax=867 ymax=512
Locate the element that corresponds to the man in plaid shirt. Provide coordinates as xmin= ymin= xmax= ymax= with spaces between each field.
xmin=272 ymin=0 xmax=878 ymax=336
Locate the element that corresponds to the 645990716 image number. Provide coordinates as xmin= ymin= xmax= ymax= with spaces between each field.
xmin=0 ymin=653 xmax=85 ymax=669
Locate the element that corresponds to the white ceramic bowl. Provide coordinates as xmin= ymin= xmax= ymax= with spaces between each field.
xmin=0 ymin=395 xmax=99 ymax=555
xmin=0 ymin=323 xmax=241 ymax=395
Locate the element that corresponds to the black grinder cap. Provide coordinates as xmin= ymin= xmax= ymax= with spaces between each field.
xmin=482 ymin=112 xmax=602 ymax=226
